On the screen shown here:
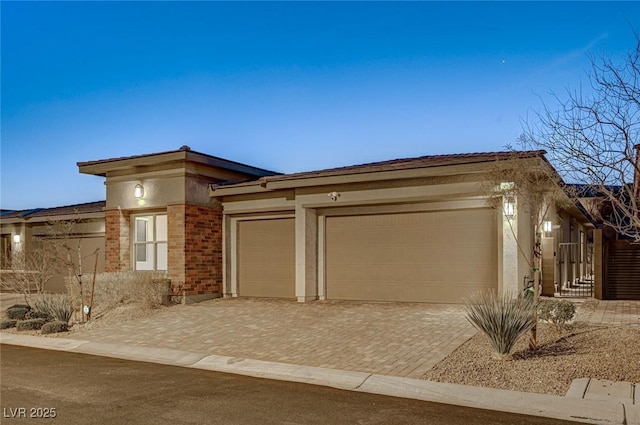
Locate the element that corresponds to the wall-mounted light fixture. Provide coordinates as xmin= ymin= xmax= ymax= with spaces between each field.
xmin=12 ymin=234 xmax=21 ymax=243
xmin=503 ymin=198 xmax=515 ymax=219
xmin=328 ymin=191 xmax=340 ymax=201
xmin=134 ymin=184 xmax=145 ymax=199
xmin=543 ymin=220 xmax=553 ymax=234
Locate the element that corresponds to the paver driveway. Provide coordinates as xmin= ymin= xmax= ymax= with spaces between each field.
xmin=67 ymin=298 xmax=476 ymax=379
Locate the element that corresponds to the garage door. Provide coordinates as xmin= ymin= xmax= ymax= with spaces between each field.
xmin=325 ymin=209 xmax=497 ymax=303
xmin=237 ymin=218 xmax=295 ymax=298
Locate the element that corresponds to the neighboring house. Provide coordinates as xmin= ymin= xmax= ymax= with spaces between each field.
xmin=0 ymin=201 xmax=106 ymax=293
xmin=1 ymin=145 xmax=633 ymax=302
xmin=575 ymin=185 xmax=640 ymax=300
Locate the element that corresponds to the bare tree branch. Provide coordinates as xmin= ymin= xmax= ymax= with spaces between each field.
xmin=525 ymin=33 xmax=640 ymax=242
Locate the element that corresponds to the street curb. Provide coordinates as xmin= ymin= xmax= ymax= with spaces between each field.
xmin=355 ymin=375 xmax=625 ymax=425
xmin=0 ymin=332 xmax=631 ymax=424
xmin=0 ymin=333 xmax=88 ymax=352
xmin=192 ymin=355 xmax=371 ymax=390
xmin=75 ymin=341 xmax=208 ymax=367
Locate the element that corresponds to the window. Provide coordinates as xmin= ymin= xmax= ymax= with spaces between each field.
xmin=133 ymin=214 xmax=167 ymax=270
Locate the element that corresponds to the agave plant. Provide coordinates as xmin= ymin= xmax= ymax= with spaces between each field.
xmin=33 ymin=293 xmax=74 ymax=324
xmin=464 ymin=290 xmax=535 ymax=360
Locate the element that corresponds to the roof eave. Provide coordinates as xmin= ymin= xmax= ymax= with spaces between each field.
xmin=78 ymin=150 xmax=279 ymax=178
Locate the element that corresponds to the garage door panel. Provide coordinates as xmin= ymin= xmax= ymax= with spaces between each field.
xmin=328 ymin=264 xmax=496 ymax=285
xmin=238 ymin=218 xmax=295 ymax=299
xmin=326 ymin=209 xmax=497 ymax=303
xmin=329 ymin=242 xmax=496 ymax=265
xmin=332 ymin=281 xmax=495 ymax=303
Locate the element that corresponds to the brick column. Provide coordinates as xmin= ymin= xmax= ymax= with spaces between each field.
xmin=167 ymin=204 xmax=223 ymax=301
xmin=104 ymin=209 xmax=131 ymax=272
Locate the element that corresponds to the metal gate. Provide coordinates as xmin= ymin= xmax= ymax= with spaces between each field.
xmin=557 ymin=242 xmax=593 ymax=298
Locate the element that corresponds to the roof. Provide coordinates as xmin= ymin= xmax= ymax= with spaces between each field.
xmin=211 ymin=150 xmax=548 ymax=192
xmin=77 ymin=145 xmax=279 ymax=178
xmin=27 ymin=201 xmax=106 ymax=218
xmin=266 ymin=150 xmax=547 ymax=182
xmin=0 ymin=201 xmax=105 ymax=222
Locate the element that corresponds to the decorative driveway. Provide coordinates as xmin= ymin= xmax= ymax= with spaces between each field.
xmin=66 ymin=298 xmax=477 ymax=379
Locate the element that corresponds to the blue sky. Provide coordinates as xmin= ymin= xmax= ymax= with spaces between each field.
xmin=2 ymin=1 xmax=639 ymax=210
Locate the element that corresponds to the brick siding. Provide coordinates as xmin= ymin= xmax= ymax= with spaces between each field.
xmin=167 ymin=204 xmax=222 ymax=297
xmin=104 ymin=209 xmax=130 ymax=271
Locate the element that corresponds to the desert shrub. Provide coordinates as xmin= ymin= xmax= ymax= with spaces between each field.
xmin=67 ymin=271 xmax=170 ymax=314
xmin=464 ymin=291 xmax=535 ymax=360
xmin=6 ymin=307 xmax=30 ymax=320
xmin=538 ymin=299 xmax=577 ymax=332
xmin=6 ymin=304 xmax=31 ymax=311
xmin=26 ymin=310 xmax=52 ymax=321
xmin=16 ymin=318 xmax=47 ymax=331
xmin=1 ymin=320 xmax=17 ymax=329
xmin=41 ymin=320 xmax=69 ymax=334
xmin=33 ymin=293 xmax=74 ymax=324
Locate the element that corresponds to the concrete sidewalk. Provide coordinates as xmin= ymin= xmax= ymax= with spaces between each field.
xmin=1 ymin=332 xmax=636 ymax=425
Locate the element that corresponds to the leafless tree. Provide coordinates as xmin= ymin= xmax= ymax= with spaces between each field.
xmin=1 ymin=217 xmax=93 ymax=307
xmin=3 ymin=239 xmax=62 ymax=304
xmin=524 ymin=33 xmax=640 ymax=242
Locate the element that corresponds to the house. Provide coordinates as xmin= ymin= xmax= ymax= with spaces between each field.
xmin=0 ymin=201 xmax=106 ymax=293
xmin=2 ymin=146 xmax=627 ymax=302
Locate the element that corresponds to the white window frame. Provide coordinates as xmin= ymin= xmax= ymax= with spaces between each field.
xmin=132 ymin=213 xmax=167 ymax=271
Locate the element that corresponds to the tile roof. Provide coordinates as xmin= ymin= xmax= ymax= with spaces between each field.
xmin=27 ymin=201 xmax=106 ymax=218
xmin=212 ymin=150 xmax=547 ymax=189
xmin=0 ymin=201 xmax=105 ymax=221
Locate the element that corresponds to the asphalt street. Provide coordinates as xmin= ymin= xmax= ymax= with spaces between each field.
xmin=0 ymin=344 xmax=577 ymax=425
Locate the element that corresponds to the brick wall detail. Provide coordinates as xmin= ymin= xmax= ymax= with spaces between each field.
xmin=167 ymin=204 xmax=222 ymax=297
xmin=104 ymin=209 xmax=131 ymax=272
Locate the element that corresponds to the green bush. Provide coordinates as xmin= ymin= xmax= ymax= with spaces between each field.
xmin=538 ymin=299 xmax=577 ymax=332
xmin=41 ymin=320 xmax=69 ymax=334
xmin=26 ymin=310 xmax=52 ymax=321
xmin=1 ymin=320 xmax=17 ymax=329
xmin=6 ymin=307 xmax=30 ymax=320
xmin=16 ymin=318 xmax=47 ymax=331
xmin=464 ymin=291 xmax=535 ymax=360
xmin=33 ymin=293 xmax=74 ymax=324
xmin=5 ymin=304 xmax=31 ymax=311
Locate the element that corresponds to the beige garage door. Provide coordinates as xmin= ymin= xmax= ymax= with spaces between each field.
xmin=237 ymin=218 xmax=295 ymax=298
xmin=325 ymin=209 xmax=497 ymax=303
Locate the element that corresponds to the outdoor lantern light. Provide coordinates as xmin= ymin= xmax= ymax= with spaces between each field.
xmin=134 ymin=184 xmax=144 ymax=199
xmin=543 ymin=220 xmax=553 ymax=233
xmin=503 ymin=198 xmax=515 ymax=218
xmin=12 ymin=234 xmax=20 ymax=243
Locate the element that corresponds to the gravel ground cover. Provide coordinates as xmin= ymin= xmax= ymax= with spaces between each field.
xmin=422 ymin=303 xmax=640 ymax=396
